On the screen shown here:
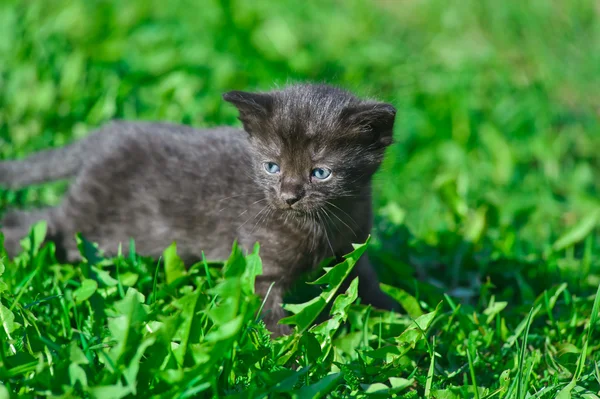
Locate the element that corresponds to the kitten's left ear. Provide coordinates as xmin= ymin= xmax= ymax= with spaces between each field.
xmin=343 ymin=102 xmax=397 ymax=146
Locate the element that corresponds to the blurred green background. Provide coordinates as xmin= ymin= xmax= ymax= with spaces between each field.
xmin=1 ymin=0 xmax=599 ymax=303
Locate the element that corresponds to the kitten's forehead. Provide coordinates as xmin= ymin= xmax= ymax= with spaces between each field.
xmin=226 ymin=83 xmax=396 ymax=155
xmin=270 ymin=84 xmax=360 ymax=138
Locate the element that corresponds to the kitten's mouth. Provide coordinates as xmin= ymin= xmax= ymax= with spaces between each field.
xmin=279 ymin=204 xmax=304 ymax=213
xmin=268 ymin=193 xmax=313 ymax=213
xmin=286 ymin=207 xmax=306 ymax=214
xmin=273 ymin=201 xmax=309 ymax=214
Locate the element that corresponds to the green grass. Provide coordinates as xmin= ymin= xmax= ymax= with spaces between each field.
xmin=1 ymin=0 xmax=600 ymax=397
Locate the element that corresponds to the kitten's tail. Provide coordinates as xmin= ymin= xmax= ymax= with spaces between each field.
xmin=0 ymin=123 xmax=119 ymax=189
xmin=0 ymin=144 xmax=86 ymax=188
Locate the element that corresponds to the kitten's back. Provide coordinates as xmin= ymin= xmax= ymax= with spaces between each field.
xmin=0 ymin=121 xmax=250 ymax=189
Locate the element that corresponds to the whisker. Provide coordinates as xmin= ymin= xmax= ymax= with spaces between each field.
xmin=321 ymin=206 xmax=342 ymax=235
xmin=216 ymin=191 xmax=264 ymax=202
xmin=219 ymin=197 xmax=267 ymax=214
xmin=316 ymin=208 xmax=335 ymax=256
xmin=325 ymin=201 xmax=360 ymax=228
xmin=311 ymin=210 xmax=319 ymax=254
xmin=238 ymin=204 xmax=269 ymax=230
xmin=251 ymin=206 xmax=273 ymax=235
xmin=324 ymin=203 xmax=358 ymax=238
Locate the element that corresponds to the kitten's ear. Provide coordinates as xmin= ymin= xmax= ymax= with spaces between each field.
xmin=343 ymin=102 xmax=397 ymax=146
xmin=223 ymin=90 xmax=273 ymax=135
xmin=222 ymin=90 xmax=273 ymax=115
xmin=223 ymin=91 xmax=273 ymax=134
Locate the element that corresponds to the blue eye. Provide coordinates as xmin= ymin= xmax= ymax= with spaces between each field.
xmin=263 ymin=162 xmax=280 ymax=174
xmin=311 ymin=167 xmax=332 ymax=180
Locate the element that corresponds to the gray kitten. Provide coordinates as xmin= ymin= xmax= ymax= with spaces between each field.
xmin=0 ymin=84 xmax=396 ymax=335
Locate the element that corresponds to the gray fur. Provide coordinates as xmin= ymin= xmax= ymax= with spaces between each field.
xmin=0 ymin=83 xmax=397 ymax=335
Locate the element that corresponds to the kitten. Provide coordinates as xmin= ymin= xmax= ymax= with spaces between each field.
xmin=0 ymin=84 xmax=396 ymax=335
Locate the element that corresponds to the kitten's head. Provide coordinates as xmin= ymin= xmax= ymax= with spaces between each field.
xmin=223 ymin=84 xmax=396 ymax=213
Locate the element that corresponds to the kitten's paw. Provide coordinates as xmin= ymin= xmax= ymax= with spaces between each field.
xmin=1 ymin=227 xmax=24 ymax=258
xmin=269 ymin=322 xmax=293 ymax=338
xmin=1 ymin=211 xmax=23 ymax=228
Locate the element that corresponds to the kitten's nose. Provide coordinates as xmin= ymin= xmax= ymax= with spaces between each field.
xmin=281 ymin=192 xmax=302 ymax=206
xmin=280 ymin=178 xmax=305 ymax=207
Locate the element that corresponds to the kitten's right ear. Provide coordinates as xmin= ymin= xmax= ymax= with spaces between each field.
xmin=223 ymin=91 xmax=274 ymax=135
xmin=223 ymin=91 xmax=273 ymax=117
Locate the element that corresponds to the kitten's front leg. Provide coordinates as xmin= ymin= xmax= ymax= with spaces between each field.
xmin=255 ymin=276 xmax=292 ymax=336
xmin=353 ymin=253 xmax=398 ymax=311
